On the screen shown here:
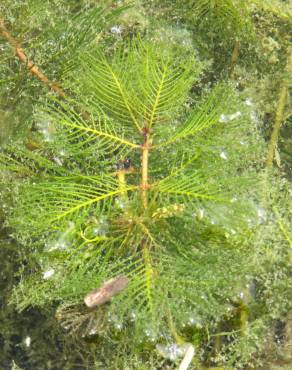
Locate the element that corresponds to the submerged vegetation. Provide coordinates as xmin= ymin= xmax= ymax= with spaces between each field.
xmin=0 ymin=1 xmax=291 ymax=369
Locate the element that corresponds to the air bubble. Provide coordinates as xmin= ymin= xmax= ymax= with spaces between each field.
xmin=92 ymin=227 xmax=101 ymax=235
xmin=43 ymin=268 xmax=55 ymax=279
xmin=115 ymin=198 xmax=126 ymax=209
xmin=91 ymin=217 xmax=108 ymax=237
xmin=219 ymin=111 xmax=241 ymax=123
xmin=45 ymin=222 xmax=74 ymax=251
xmin=156 ymin=343 xmax=182 ymax=361
xmin=24 ymin=336 xmax=31 ymax=347
xmin=256 ymin=206 xmax=267 ymax=223
xmin=128 ymin=310 xmax=137 ymax=322
xmin=111 ymin=25 xmax=122 ymax=35
xmin=187 ymin=315 xmax=203 ymax=329
xmin=37 ymin=121 xmax=55 ymax=142
xmin=88 ymin=327 xmax=98 ymax=336
xmin=220 ymin=151 xmax=228 ymax=160
xmin=245 ymin=98 xmax=253 ymax=106
xmin=46 ymin=239 xmax=69 ymax=251
xmin=196 ymin=208 xmax=204 ymax=220
xmin=239 ymin=291 xmax=245 ymax=299
xmin=53 ymin=157 xmax=63 ymax=166
xmin=156 ymin=342 xmax=193 ymax=362
xmin=144 ymin=327 xmax=157 ymax=343
xmin=114 ymin=322 xmax=123 ymax=331
xmin=250 ymin=111 xmax=259 ymax=123
xmin=226 ymin=304 xmax=234 ymax=313
xmin=219 ymin=114 xmax=227 ymax=123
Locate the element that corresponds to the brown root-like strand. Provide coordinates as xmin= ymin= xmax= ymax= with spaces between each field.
xmin=0 ymin=17 xmax=65 ymax=98
xmin=84 ymin=275 xmax=129 ymax=308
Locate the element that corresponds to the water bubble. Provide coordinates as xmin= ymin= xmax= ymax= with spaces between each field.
xmin=156 ymin=343 xmax=182 ymax=361
xmin=46 ymin=239 xmax=69 ymax=251
xmin=46 ymin=222 xmax=75 ymax=251
xmin=41 ymin=128 xmax=53 ymax=142
xmin=230 ymin=111 xmax=242 ymax=120
xmin=24 ymin=336 xmax=31 ymax=347
xmin=156 ymin=342 xmax=192 ymax=362
xmin=219 ymin=111 xmax=241 ymax=123
xmin=144 ymin=327 xmax=157 ymax=343
xmin=245 ymin=98 xmax=253 ymax=106
xmin=256 ymin=206 xmax=267 ymax=223
xmin=90 ymin=217 xmax=108 ymax=237
xmin=219 ymin=114 xmax=227 ymax=123
xmin=187 ymin=315 xmax=203 ymax=329
xmin=226 ymin=304 xmax=234 ymax=313
xmin=88 ymin=327 xmax=98 ymax=336
xmin=111 ymin=25 xmax=122 ymax=35
xmin=115 ymin=198 xmax=126 ymax=209
xmin=239 ymin=291 xmax=245 ymax=300
xmin=220 ymin=151 xmax=228 ymax=160
xmin=107 ymin=313 xmax=116 ymax=324
xmin=115 ymin=323 xmax=123 ymax=331
xmin=196 ymin=208 xmax=204 ymax=220
xmin=92 ymin=227 xmax=101 ymax=236
xmin=37 ymin=121 xmax=55 ymax=142
xmin=56 ymin=240 xmax=69 ymax=249
xmin=128 ymin=310 xmax=137 ymax=322
xmin=53 ymin=156 xmax=63 ymax=166
xmin=43 ymin=268 xmax=55 ymax=279
xmin=250 ymin=111 xmax=259 ymax=123
xmin=246 ymin=280 xmax=256 ymax=299
xmin=144 ymin=329 xmax=151 ymax=336
xmin=246 ymin=218 xmax=253 ymax=228
xmin=67 ymin=221 xmax=75 ymax=230
xmin=108 ymin=314 xmax=124 ymax=331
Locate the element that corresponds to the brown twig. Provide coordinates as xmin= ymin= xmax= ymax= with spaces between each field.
xmin=229 ymin=39 xmax=240 ymax=77
xmin=0 ymin=17 xmax=65 ymax=98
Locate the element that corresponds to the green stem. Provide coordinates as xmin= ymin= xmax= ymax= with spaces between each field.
xmin=167 ymin=310 xmax=185 ymax=344
xmin=239 ymin=304 xmax=248 ymax=332
xmin=229 ymin=40 xmax=240 ymax=77
xmin=266 ymin=48 xmax=292 ymax=167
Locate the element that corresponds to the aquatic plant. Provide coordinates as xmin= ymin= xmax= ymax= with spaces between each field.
xmin=0 ymin=1 xmax=291 ymax=369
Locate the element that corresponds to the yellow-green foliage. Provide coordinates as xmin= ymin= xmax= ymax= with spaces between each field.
xmin=0 ymin=1 xmax=291 ymax=369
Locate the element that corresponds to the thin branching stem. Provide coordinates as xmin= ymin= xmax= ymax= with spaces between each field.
xmin=0 ymin=17 xmax=65 ymax=98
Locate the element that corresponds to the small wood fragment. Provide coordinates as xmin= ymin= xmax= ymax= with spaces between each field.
xmin=84 ymin=275 xmax=129 ymax=308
